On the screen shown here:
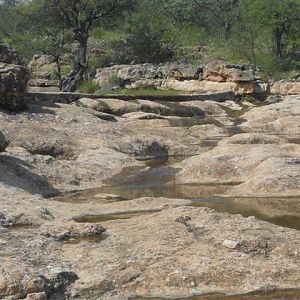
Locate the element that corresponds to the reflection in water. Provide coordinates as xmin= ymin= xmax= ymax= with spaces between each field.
xmin=57 ymin=156 xmax=300 ymax=230
xmin=191 ymin=197 xmax=300 ymax=230
xmin=54 ymin=113 xmax=300 ymax=231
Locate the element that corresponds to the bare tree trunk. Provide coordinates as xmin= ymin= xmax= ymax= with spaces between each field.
xmin=62 ymin=35 xmax=88 ymax=92
xmin=54 ymin=58 xmax=63 ymax=91
xmin=274 ymin=26 xmax=284 ymax=58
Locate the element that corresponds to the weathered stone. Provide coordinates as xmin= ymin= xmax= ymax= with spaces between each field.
xmin=76 ymin=97 xmax=108 ymax=112
xmin=222 ymin=239 xmax=239 ymax=249
xmin=176 ymin=137 xmax=300 ymax=184
xmin=218 ymin=133 xmax=284 ymax=145
xmin=161 ymin=80 xmax=265 ymax=95
xmin=0 ymin=131 xmax=7 ymax=151
xmin=0 ymin=62 xmax=28 ymax=111
xmin=94 ymin=63 xmax=202 ymax=87
xmin=41 ymin=223 xmax=106 ymax=242
xmin=203 ymin=61 xmax=255 ymax=82
xmin=0 ymin=92 xmax=300 ymax=300
xmin=0 ymin=43 xmax=22 ymax=65
xmin=270 ymin=82 xmax=300 ymax=95
xmin=241 ymin=95 xmax=300 ymax=135
xmin=122 ymin=111 xmax=166 ymax=120
xmin=179 ymin=100 xmax=226 ymax=116
xmin=96 ymin=98 xmax=141 ymax=116
xmin=228 ymin=157 xmax=300 ymax=197
xmin=170 ymin=65 xmax=203 ymax=81
xmin=27 ymin=54 xmax=67 ymax=88
xmin=25 ymin=292 xmax=47 ymax=300
xmin=265 ymin=94 xmax=283 ymax=104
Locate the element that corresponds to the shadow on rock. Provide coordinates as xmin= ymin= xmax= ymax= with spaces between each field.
xmin=0 ymin=155 xmax=59 ymax=196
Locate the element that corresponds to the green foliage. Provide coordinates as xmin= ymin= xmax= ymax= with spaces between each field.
xmin=78 ymin=81 xmax=99 ymax=94
xmin=108 ymin=75 xmax=122 ymax=86
xmin=123 ymin=4 xmax=178 ymax=63
xmin=97 ymin=87 xmax=182 ymax=96
xmin=1 ymin=0 xmax=299 ymax=81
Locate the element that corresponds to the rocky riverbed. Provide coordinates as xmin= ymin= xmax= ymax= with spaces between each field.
xmin=0 ymin=94 xmax=300 ymax=299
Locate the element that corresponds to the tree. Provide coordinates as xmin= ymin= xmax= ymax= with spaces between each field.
xmin=45 ymin=0 xmax=135 ymax=92
xmin=240 ymin=0 xmax=300 ymax=58
xmin=192 ymin=0 xmax=240 ymax=39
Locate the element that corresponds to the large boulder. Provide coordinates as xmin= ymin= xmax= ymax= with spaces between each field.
xmin=241 ymin=95 xmax=300 ymax=135
xmin=0 ymin=43 xmax=22 ymax=65
xmin=270 ymin=82 xmax=300 ymax=95
xmin=27 ymin=54 xmax=58 ymax=87
xmin=228 ymin=157 xmax=300 ymax=197
xmin=203 ymin=61 xmax=255 ymax=82
xmin=0 ymin=62 xmax=28 ymax=111
xmin=94 ymin=63 xmax=203 ymax=87
xmin=0 ymin=44 xmax=28 ymax=111
xmin=176 ymin=135 xmax=300 ymax=185
xmin=162 ymin=79 xmax=267 ymax=95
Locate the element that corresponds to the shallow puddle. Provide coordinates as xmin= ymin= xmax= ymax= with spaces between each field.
xmin=191 ymin=197 xmax=300 ymax=230
xmin=54 ymin=108 xmax=300 ymax=231
xmin=57 ymin=154 xmax=300 ymax=231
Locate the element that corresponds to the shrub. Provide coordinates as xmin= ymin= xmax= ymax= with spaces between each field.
xmin=78 ymin=81 xmax=99 ymax=94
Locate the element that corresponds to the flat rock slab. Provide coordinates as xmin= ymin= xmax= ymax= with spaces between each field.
xmin=65 ymin=206 xmax=300 ymax=299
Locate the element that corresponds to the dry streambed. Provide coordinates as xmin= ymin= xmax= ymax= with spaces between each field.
xmin=0 ymin=95 xmax=300 ymax=299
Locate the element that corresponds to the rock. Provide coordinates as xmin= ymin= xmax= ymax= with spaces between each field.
xmin=67 ymin=206 xmax=300 ymax=299
xmin=96 ymin=98 xmax=141 ymax=116
xmin=137 ymin=99 xmax=174 ymax=115
xmin=0 ymin=62 xmax=29 ymax=111
xmin=170 ymin=65 xmax=203 ymax=81
xmin=188 ymin=124 xmax=228 ymax=139
xmin=228 ymin=157 xmax=300 ymax=197
xmin=162 ymin=79 xmax=236 ymax=94
xmin=128 ymin=79 xmax=163 ymax=89
xmin=0 ymin=131 xmax=7 ymax=151
xmin=94 ymin=64 xmax=166 ymax=87
xmin=122 ymin=111 xmax=165 ymax=120
xmin=25 ymin=292 xmax=47 ymax=300
xmin=241 ymin=95 xmax=300 ymax=135
xmin=265 ymin=94 xmax=283 ymax=104
xmin=222 ymin=239 xmax=239 ymax=249
xmin=114 ymin=135 xmax=169 ymax=160
xmin=0 ymin=45 xmax=28 ymax=111
xmin=270 ymin=82 xmax=300 ymax=95
xmin=0 ymin=43 xmax=22 ymax=65
xmin=218 ymin=133 xmax=284 ymax=145
xmin=203 ymin=61 xmax=255 ymax=82
xmin=93 ymin=193 xmax=121 ymax=200
xmin=94 ymin=63 xmax=202 ymax=87
xmin=179 ymin=100 xmax=226 ymax=116
xmin=76 ymin=97 xmax=108 ymax=112
xmin=41 ymin=223 xmax=106 ymax=242
xmin=92 ymin=111 xmax=117 ymax=122
xmin=1 ymin=122 xmax=75 ymax=158
xmin=0 ymin=154 xmax=59 ymax=196
xmin=162 ymin=80 xmax=265 ymax=95
xmin=176 ymin=136 xmax=300 ymax=184
xmin=27 ymin=54 xmax=62 ymax=88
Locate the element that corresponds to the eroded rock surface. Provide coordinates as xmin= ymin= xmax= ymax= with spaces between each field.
xmin=0 ymin=94 xmax=300 ymax=299
xmin=0 ymin=44 xmax=28 ymax=111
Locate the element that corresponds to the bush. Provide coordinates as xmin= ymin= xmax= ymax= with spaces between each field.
xmin=78 ymin=81 xmax=99 ymax=94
